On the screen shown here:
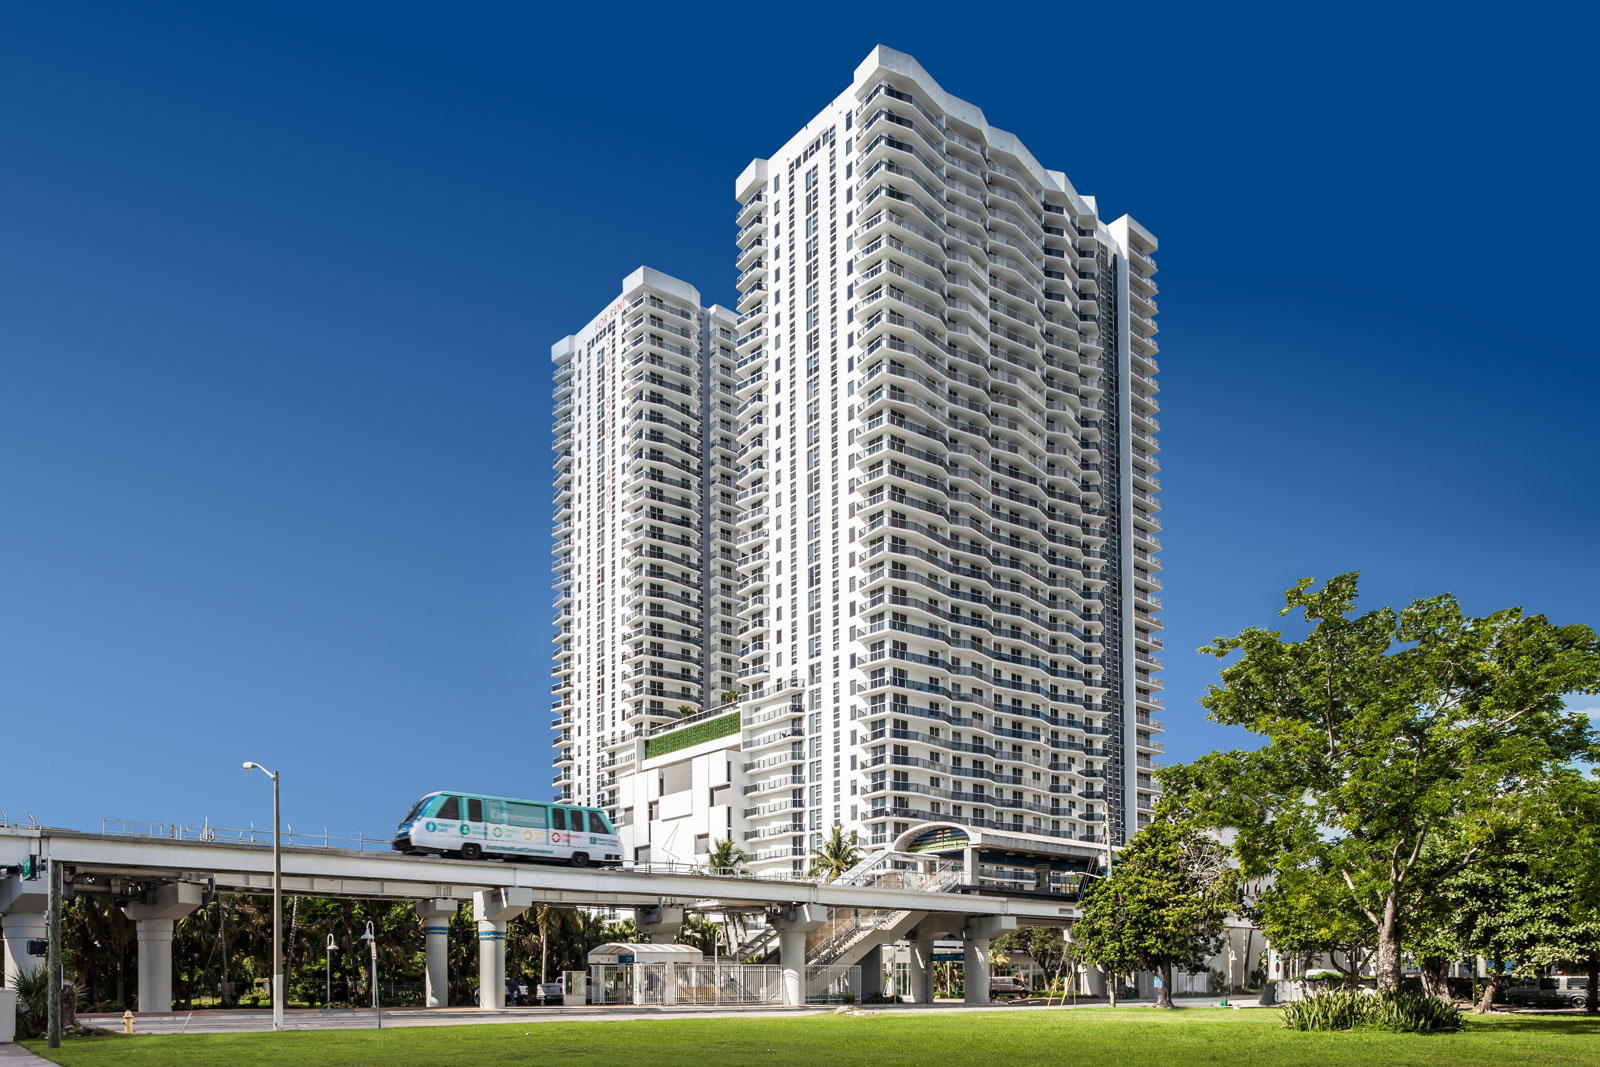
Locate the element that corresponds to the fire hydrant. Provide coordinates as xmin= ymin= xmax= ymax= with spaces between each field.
xmin=122 ymin=1010 xmax=135 ymax=1035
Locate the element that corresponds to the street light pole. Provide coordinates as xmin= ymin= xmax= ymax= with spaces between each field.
xmin=243 ymin=762 xmax=283 ymax=1032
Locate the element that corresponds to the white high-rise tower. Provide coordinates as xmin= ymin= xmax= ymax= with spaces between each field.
xmin=554 ymin=48 xmax=1163 ymax=878
xmin=550 ymin=267 xmax=741 ymax=820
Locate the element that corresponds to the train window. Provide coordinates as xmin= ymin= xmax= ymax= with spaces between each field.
xmin=487 ymin=800 xmax=507 ymax=823
xmin=468 ymin=798 xmax=484 ymax=823
xmin=436 ymin=796 xmax=460 ymax=821
xmin=569 ymin=810 xmax=587 ymax=833
xmin=507 ymin=803 xmax=548 ymax=829
xmin=592 ymin=811 xmax=615 ymax=834
xmin=552 ymin=808 xmax=567 ymax=831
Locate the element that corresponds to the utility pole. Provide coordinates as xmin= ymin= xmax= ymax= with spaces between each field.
xmin=47 ymin=857 xmax=62 ymax=1049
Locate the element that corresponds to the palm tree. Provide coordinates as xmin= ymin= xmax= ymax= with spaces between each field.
xmin=701 ymin=838 xmax=754 ymax=951
xmin=705 ymin=837 xmax=751 ymax=878
xmin=807 ymin=824 xmax=864 ymax=882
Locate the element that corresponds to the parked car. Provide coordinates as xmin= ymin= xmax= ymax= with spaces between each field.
xmin=1498 ymin=976 xmax=1589 ymax=1009
xmin=537 ymin=981 xmax=565 ymax=1006
xmin=990 ymin=975 xmax=1029 ymax=999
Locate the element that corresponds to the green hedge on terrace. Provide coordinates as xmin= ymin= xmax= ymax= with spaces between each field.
xmin=645 ymin=711 xmax=740 ymax=759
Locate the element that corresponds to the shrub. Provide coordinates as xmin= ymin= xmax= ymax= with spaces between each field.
xmin=1367 ymin=991 xmax=1464 ymax=1033
xmin=1281 ymin=989 xmax=1465 ymax=1034
xmin=1280 ymin=989 xmax=1373 ymax=1032
xmin=12 ymin=968 xmax=49 ymax=1040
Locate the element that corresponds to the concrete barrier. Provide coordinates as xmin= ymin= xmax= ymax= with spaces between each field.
xmin=0 ymin=986 xmax=16 ymax=1043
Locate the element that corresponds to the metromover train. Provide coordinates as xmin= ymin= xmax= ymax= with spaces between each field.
xmin=391 ymin=790 xmax=624 ymax=868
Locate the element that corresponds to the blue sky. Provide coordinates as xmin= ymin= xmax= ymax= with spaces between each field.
xmin=2 ymin=3 xmax=1594 ymax=838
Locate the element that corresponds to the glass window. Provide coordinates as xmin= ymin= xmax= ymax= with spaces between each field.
xmin=507 ymin=803 xmax=547 ymax=829
xmin=487 ymin=800 xmax=507 ymax=823
xmin=467 ymin=798 xmax=483 ymax=823
xmin=552 ymin=808 xmax=566 ymax=831
xmin=1539 ymin=978 xmax=1560 ymax=990
xmin=435 ymin=796 xmax=459 ymax=821
xmin=569 ymin=810 xmax=587 ymax=833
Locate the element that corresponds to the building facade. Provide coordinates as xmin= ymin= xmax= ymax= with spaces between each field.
xmin=552 ymin=48 xmax=1163 ymax=877
xmin=550 ymin=268 xmax=742 ymax=814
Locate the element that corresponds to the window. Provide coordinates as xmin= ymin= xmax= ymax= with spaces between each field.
xmin=507 ymin=802 xmax=548 ymax=829
xmin=435 ymin=796 xmax=460 ymax=821
xmin=569 ymin=810 xmax=588 ymax=833
xmin=467 ymin=798 xmax=483 ymax=823
xmin=552 ymin=807 xmax=567 ymax=831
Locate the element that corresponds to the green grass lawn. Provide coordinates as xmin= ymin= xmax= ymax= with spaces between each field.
xmin=26 ymin=1007 xmax=1600 ymax=1067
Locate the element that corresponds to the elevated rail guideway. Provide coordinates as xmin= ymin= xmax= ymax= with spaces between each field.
xmin=1 ymin=823 xmax=1074 ymax=1013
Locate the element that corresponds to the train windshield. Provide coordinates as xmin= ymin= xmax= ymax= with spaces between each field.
xmin=400 ymin=797 xmax=428 ymax=824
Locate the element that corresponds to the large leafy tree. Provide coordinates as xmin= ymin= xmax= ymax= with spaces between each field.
xmin=1165 ymin=573 xmax=1599 ymax=991
xmin=1254 ymin=851 xmax=1373 ymax=987
xmin=993 ymin=927 xmax=1069 ymax=990
xmin=1070 ymin=810 xmax=1237 ymax=1008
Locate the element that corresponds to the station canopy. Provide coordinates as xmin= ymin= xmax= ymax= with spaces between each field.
xmin=587 ymin=942 xmax=705 ymax=966
xmin=891 ymin=821 xmax=1106 ymax=873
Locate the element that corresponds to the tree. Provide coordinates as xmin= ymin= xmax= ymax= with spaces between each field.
xmin=1254 ymin=851 xmax=1374 ymax=989
xmin=1070 ymin=810 xmax=1237 ymax=1008
xmin=1164 ymin=574 xmax=1599 ymax=991
xmin=705 ymin=837 xmax=751 ymax=877
xmin=704 ymin=838 xmax=754 ymax=951
xmin=807 ymin=825 xmax=864 ymax=882
xmin=993 ymin=927 xmax=1068 ymax=991
xmin=676 ymin=915 xmax=724 ymax=956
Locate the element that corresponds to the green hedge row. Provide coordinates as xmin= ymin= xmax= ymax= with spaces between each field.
xmin=645 ymin=711 xmax=740 ymax=759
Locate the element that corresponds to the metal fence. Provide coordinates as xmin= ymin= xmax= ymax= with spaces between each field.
xmin=587 ymin=963 xmax=859 ymax=1005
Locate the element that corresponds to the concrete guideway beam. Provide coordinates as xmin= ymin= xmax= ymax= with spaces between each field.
xmin=122 ymin=883 xmax=204 ymax=1012
xmin=473 ymin=889 xmax=532 ymax=1010
xmin=4 ymin=828 xmax=1073 ymax=925
xmin=769 ymin=904 xmax=826 ymax=1006
xmin=414 ymin=898 xmax=458 ymax=1008
xmin=0 ymin=879 xmax=48 ymax=987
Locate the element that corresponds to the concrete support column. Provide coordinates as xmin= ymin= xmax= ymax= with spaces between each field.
xmin=477 ymin=920 xmax=507 ymax=1009
xmin=135 ymin=919 xmax=176 ymax=1013
xmin=777 ymin=928 xmax=807 ymax=1005
xmin=911 ymin=935 xmax=938 ymax=1004
xmin=0 ymin=879 xmax=48 ymax=989
xmin=859 ymin=941 xmax=886 ymax=1001
xmin=2 ymin=912 xmax=46 ymax=987
xmin=963 ymin=936 xmax=990 ymax=1005
xmin=416 ymin=899 xmax=457 ymax=1008
xmin=123 ymin=883 xmax=202 ymax=1013
xmin=472 ymin=889 xmax=532 ymax=1011
xmin=963 ymin=845 xmax=981 ymax=887
xmin=961 ymin=915 xmax=1014 ymax=1006
xmin=769 ymin=904 xmax=826 ymax=1006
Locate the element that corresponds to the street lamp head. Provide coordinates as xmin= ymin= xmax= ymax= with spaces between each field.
xmin=242 ymin=762 xmax=257 ymax=771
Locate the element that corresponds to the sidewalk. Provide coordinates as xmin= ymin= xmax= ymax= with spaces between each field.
xmin=0 ymin=1044 xmax=51 ymax=1064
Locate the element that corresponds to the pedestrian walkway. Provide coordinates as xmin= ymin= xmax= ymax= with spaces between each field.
xmin=0 ymin=1044 xmax=51 ymax=1064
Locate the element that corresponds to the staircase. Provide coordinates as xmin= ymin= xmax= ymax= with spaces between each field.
xmin=734 ymin=852 xmax=963 ymax=967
